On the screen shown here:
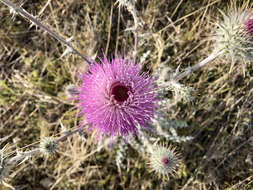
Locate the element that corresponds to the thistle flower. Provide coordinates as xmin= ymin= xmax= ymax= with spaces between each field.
xmin=214 ymin=9 xmax=253 ymax=61
xmin=76 ymin=55 xmax=157 ymax=138
xmin=149 ymin=144 xmax=181 ymax=179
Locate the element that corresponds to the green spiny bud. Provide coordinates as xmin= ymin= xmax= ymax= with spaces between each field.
xmin=149 ymin=144 xmax=181 ymax=179
xmin=214 ymin=9 xmax=253 ymax=61
xmin=40 ymin=137 xmax=58 ymax=155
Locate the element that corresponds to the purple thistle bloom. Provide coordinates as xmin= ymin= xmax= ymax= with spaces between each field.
xmin=245 ymin=18 xmax=253 ymax=36
xmin=76 ymin=55 xmax=157 ymax=138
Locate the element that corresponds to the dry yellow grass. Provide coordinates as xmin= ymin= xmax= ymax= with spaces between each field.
xmin=0 ymin=0 xmax=252 ymax=189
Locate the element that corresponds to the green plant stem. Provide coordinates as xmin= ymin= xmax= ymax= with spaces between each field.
xmin=6 ymin=127 xmax=83 ymax=165
xmin=174 ymin=50 xmax=225 ymax=81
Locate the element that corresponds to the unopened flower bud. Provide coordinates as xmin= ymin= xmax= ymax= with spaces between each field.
xmin=214 ymin=9 xmax=253 ymax=61
xmin=149 ymin=144 xmax=181 ymax=179
xmin=40 ymin=137 xmax=58 ymax=155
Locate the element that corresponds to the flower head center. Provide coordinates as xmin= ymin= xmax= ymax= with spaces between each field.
xmin=161 ymin=157 xmax=169 ymax=166
xmin=110 ymin=82 xmax=130 ymax=102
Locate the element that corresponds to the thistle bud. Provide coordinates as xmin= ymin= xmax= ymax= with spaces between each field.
xmin=214 ymin=9 xmax=253 ymax=61
xmin=149 ymin=144 xmax=181 ymax=179
xmin=40 ymin=137 xmax=58 ymax=155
